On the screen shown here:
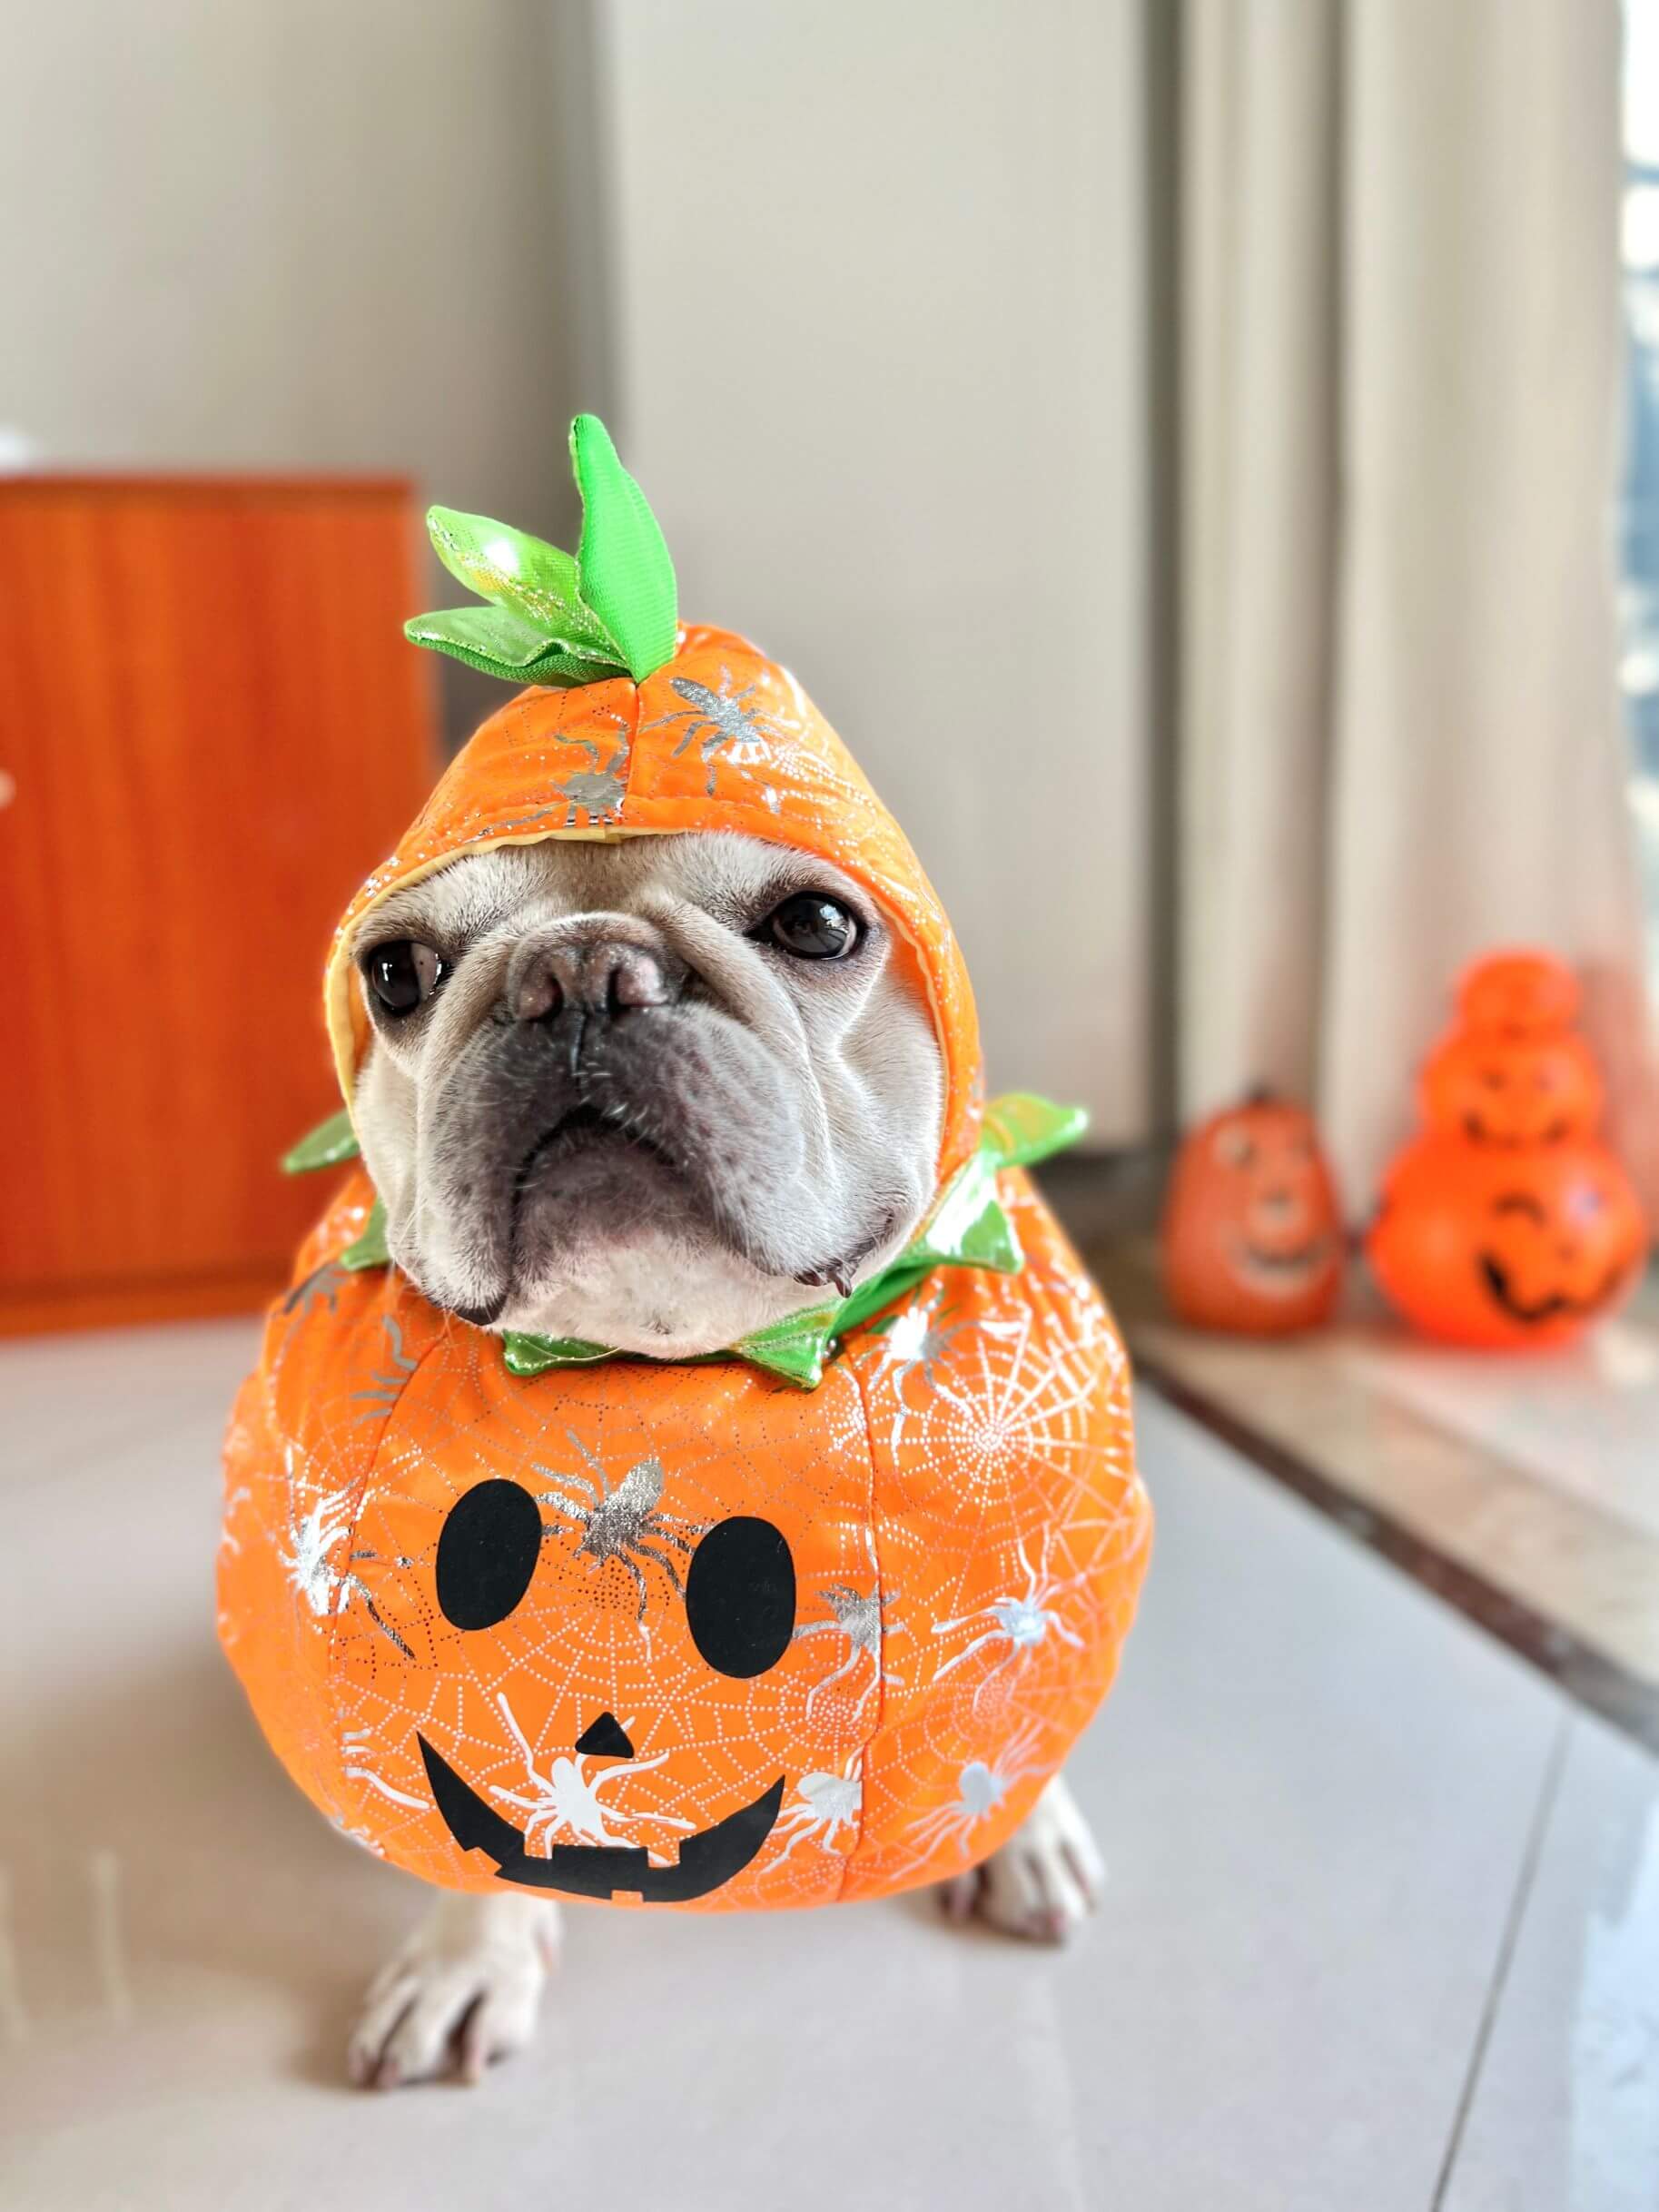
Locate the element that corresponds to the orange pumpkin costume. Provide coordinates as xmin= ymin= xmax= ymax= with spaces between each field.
xmin=218 ymin=420 xmax=1150 ymax=1910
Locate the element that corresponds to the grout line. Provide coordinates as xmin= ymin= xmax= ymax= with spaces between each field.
xmin=1428 ymin=1711 xmax=1572 ymax=2212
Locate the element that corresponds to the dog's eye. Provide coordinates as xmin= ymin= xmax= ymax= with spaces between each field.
xmin=761 ymin=893 xmax=858 ymax=962
xmin=685 ymin=1516 xmax=796 ymax=1677
xmin=363 ymin=940 xmax=446 ymax=1016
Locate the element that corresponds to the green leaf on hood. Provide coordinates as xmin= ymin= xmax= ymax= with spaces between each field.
xmin=281 ymin=1107 xmax=360 ymax=1174
xmin=981 ymin=1093 xmax=1090 ymax=1170
xmin=426 ymin=507 xmax=620 ymax=659
xmin=403 ymin=604 xmax=625 ymax=688
xmin=404 ymin=417 xmax=675 ymax=691
xmin=341 ymin=1198 xmax=390 ymax=1271
xmin=570 ymin=414 xmax=678 ymax=683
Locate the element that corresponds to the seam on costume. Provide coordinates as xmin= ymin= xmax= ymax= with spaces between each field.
xmin=322 ymin=1288 xmax=439 ymax=1835
xmin=618 ymin=672 xmax=644 ymax=811
xmin=834 ymin=1325 xmax=901 ymax=1903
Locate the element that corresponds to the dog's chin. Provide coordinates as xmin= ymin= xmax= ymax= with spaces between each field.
xmin=496 ymin=1225 xmax=812 ymax=1361
xmin=468 ymin=1114 xmax=794 ymax=1357
xmin=511 ymin=1111 xmax=706 ymax=1259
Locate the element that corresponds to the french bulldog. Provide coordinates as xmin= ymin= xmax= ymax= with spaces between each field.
xmin=342 ymin=828 xmax=1105 ymax=2089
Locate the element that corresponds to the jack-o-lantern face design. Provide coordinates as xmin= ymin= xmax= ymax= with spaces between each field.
xmin=419 ymin=1480 xmax=796 ymax=1900
xmin=1367 ymin=1137 xmax=1646 ymax=1348
xmin=221 ymin=1169 xmax=1151 ymax=1912
xmin=1419 ymin=1029 xmax=1603 ymax=1147
xmin=1161 ymin=1096 xmax=1344 ymax=1333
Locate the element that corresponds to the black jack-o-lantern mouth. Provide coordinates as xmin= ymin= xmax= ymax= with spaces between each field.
xmin=1476 ymin=1252 xmax=1626 ymax=1327
xmin=418 ymin=1734 xmax=786 ymax=1901
xmin=1476 ymin=1190 xmax=1631 ymax=1326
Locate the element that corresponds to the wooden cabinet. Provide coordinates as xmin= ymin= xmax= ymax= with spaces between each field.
xmin=0 ymin=479 xmax=437 ymax=1332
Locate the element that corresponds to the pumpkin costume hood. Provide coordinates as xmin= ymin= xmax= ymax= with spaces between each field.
xmin=220 ymin=419 xmax=1150 ymax=1911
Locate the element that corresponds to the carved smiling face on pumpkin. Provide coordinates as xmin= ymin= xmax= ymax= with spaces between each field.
xmin=1367 ymin=1136 xmax=1646 ymax=1348
xmin=1161 ymin=1096 xmax=1344 ymax=1333
xmin=1419 ymin=1029 xmax=1603 ymax=1147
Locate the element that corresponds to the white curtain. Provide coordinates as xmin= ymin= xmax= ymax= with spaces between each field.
xmin=1180 ymin=0 xmax=1657 ymax=1212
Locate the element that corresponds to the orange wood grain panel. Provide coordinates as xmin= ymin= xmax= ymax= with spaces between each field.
xmin=0 ymin=478 xmax=437 ymax=1331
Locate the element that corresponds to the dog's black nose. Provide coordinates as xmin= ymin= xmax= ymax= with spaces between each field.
xmin=508 ymin=933 xmax=683 ymax=1022
xmin=573 ymin=1712 xmax=635 ymax=1760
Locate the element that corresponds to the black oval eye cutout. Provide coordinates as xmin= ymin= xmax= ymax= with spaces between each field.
xmin=684 ymin=1516 xmax=796 ymax=1678
xmin=436 ymin=1480 xmax=542 ymax=1631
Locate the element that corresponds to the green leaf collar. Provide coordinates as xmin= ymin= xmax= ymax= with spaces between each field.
xmin=405 ymin=415 xmax=678 ymax=689
xmin=280 ymin=1093 xmax=1086 ymax=1389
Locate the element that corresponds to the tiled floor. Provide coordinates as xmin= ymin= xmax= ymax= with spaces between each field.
xmin=2 ymin=1319 xmax=1655 ymax=2210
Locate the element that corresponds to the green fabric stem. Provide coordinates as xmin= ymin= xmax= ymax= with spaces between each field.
xmin=404 ymin=605 xmax=625 ymax=689
xmin=404 ymin=415 xmax=679 ymax=694
xmin=426 ymin=507 xmax=620 ymax=659
xmin=281 ymin=1108 xmax=360 ymax=1175
xmin=341 ymin=1199 xmax=390 ymax=1271
xmin=569 ymin=415 xmax=678 ymax=683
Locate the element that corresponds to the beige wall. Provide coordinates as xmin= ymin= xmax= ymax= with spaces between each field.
xmin=597 ymin=0 xmax=1153 ymax=1137
xmin=0 ymin=0 xmax=603 ymax=736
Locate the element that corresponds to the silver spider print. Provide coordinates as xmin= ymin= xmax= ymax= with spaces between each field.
xmin=931 ymin=1529 xmax=1085 ymax=1710
xmin=792 ymin=1531 xmax=904 ymax=1720
xmin=278 ymin=1451 xmax=413 ymax=1659
xmin=770 ymin=1752 xmax=863 ymax=1866
xmin=350 ymin=1315 xmax=419 ymax=1424
xmin=860 ymin=1289 xmax=996 ymax=1452
xmin=534 ymin=1432 xmax=705 ymax=1625
xmin=339 ymin=1729 xmax=425 ymax=1818
xmin=281 ymin=1256 xmax=352 ymax=1321
xmin=547 ymin=733 xmax=627 ymax=827
xmin=905 ymin=1719 xmax=1046 ymax=1861
xmin=490 ymin=1691 xmax=689 ymax=1852
xmin=646 ymin=675 xmax=777 ymax=795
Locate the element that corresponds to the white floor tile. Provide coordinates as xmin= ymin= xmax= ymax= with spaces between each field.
xmin=1442 ymin=1711 xmax=1659 ymax=2212
xmin=0 ymin=1336 xmax=1568 ymax=2211
xmin=0 ymin=1318 xmax=262 ymax=1495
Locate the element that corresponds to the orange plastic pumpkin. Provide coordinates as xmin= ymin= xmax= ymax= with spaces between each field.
xmin=1160 ymin=1094 xmax=1343 ymax=1334
xmin=1456 ymin=948 xmax=1579 ymax=1035
xmin=218 ymin=420 xmax=1152 ymax=1911
xmin=1418 ymin=1028 xmax=1603 ymax=1147
xmin=1367 ymin=1135 xmax=1645 ymax=1348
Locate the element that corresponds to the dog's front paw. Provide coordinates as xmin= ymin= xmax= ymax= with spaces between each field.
xmin=347 ymin=1894 xmax=560 ymax=2089
xmin=938 ymin=1775 xmax=1105 ymax=1944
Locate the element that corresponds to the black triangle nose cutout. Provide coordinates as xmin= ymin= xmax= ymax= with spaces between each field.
xmin=574 ymin=1712 xmax=635 ymax=1760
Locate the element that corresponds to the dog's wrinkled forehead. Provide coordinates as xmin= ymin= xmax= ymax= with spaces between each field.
xmin=356 ymin=831 xmax=883 ymax=972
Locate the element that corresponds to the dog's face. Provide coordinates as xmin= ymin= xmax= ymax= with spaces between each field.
xmin=350 ymin=831 xmax=944 ymax=1357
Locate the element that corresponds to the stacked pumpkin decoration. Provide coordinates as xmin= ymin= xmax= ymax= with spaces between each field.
xmin=1367 ymin=951 xmax=1646 ymax=1348
xmin=1161 ymin=1091 xmax=1345 ymax=1334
